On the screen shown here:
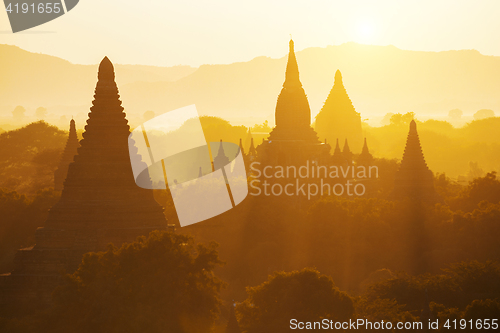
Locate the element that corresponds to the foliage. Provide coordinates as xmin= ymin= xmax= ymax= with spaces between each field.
xmin=44 ymin=231 xmax=225 ymax=333
xmin=237 ymin=268 xmax=353 ymax=333
xmin=0 ymin=188 xmax=59 ymax=273
xmin=251 ymin=120 xmax=271 ymax=133
xmin=0 ymin=121 xmax=66 ymax=195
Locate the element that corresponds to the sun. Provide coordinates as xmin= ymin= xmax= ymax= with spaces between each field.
xmin=356 ymin=21 xmax=376 ymax=43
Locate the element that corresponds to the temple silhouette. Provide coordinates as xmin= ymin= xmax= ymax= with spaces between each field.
xmin=315 ymin=70 xmax=363 ymax=153
xmin=54 ymin=118 xmax=79 ymax=191
xmin=257 ymin=39 xmax=329 ymax=164
xmin=0 ymin=57 xmax=167 ymax=312
xmin=393 ymin=120 xmax=436 ymax=199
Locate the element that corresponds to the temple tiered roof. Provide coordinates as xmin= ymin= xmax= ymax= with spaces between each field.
xmin=267 ymin=39 xmax=319 ymax=143
xmin=393 ymin=120 xmax=435 ymax=199
xmin=315 ymin=70 xmax=363 ymax=152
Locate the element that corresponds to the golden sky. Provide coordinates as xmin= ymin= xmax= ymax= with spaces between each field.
xmin=0 ymin=0 xmax=499 ymax=66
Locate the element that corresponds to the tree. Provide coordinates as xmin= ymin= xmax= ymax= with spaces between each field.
xmin=46 ymin=231 xmax=225 ymax=333
xmin=473 ymin=109 xmax=495 ymax=121
xmin=237 ymin=268 xmax=353 ymax=333
xmin=251 ymin=120 xmax=271 ymax=133
xmin=390 ymin=112 xmax=415 ymax=126
xmin=448 ymin=109 xmax=463 ymax=120
xmin=35 ymin=107 xmax=47 ymax=119
xmin=381 ymin=112 xmax=394 ymax=126
xmin=12 ymin=106 xmax=26 ymax=121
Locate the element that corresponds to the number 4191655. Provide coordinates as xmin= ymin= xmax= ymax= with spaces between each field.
xmin=5 ymin=3 xmax=62 ymax=14
xmin=443 ymin=319 xmax=498 ymax=330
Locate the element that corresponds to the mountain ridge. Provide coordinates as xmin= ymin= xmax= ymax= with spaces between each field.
xmin=1 ymin=43 xmax=499 ymax=126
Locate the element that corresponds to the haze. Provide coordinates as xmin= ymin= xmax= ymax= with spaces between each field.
xmin=1 ymin=0 xmax=500 ymax=66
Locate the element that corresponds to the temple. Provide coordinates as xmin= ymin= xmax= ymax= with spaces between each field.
xmin=315 ymin=70 xmax=363 ymax=152
xmin=357 ymin=138 xmax=374 ymax=166
xmin=214 ymin=139 xmax=230 ymax=170
xmin=54 ymin=118 xmax=79 ymax=191
xmin=0 ymin=57 xmax=167 ymax=312
xmin=393 ymin=120 xmax=436 ymax=199
xmin=258 ymin=39 xmax=328 ymax=164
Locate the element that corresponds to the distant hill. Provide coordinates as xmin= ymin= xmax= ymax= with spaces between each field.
xmin=0 ymin=45 xmax=196 ymax=118
xmin=1 ymin=43 xmax=500 ymax=127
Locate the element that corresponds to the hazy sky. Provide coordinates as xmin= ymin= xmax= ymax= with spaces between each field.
xmin=0 ymin=0 xmax=499 ymax=67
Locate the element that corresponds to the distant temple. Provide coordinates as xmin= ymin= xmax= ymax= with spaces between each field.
xmin=257 ymin=39 xmax=328 ymax=164
xmin=214 ymin=139 xmax=230 ymax=170
xmin=393 ymin=120 xmax=436 ymax=199
xmin=315 ymin=70 xmax=363 ymax=153
xmin=0 ymin=57 xmax=167 ymax=312
xmin=357 ymin=138 xmax=374 ymax=166
xmin=53 ymin=119 xmax=79 ymax=191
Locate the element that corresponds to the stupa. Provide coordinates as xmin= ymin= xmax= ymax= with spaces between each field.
xmin=393 ymin=120 xmax=436 ymax=199
xmin=258 ymin=39 xmax=326 ymax=164
xmin=0 ymin=57 xmax=167 ymax=311
xmin=315 ymin=70 xmax=363 ymax=152
xmin=357 ymin=138 xmax=374 ymax=166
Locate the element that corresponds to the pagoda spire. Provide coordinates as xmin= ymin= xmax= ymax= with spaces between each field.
xmin=283 ymin=39 xmax=301 ymax=89
xmin=332 ymin=138 xmax=343 ymax=164
xmin=214 ymin=139 xmax=230 ymax=171
xmin=239 ymin=138 xmax=245 ymax=155
xmin=270 ymin=38 xmax=317 ymax=140
xmin=400 ymin=120 xmax=429 ymax=171
xmin=342 ymin=139 xmax=353 ymax=165
xmin=54 ymin=119 xmax=80 ymax=191
xmin=46 ymin=56 xmax=167 ymax=231
xmin=357 ymin=137 xmax=374 ymax=165
xmin=393 ymin=120 xmax=436 ymax=199
xmin=315 ymin=69 xmax=363 ymax=152
xmin=248 ymin=137 xmax=257 ymax=156
xmin=3 ymin=57 xmax=168 ymax=309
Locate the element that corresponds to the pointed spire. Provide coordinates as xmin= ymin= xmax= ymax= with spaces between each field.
xmin=54 ymin=119 xmax=80 ymax=191
xmin=239 ymin=138 xmax=245 ymax=155
xmin=361 ymin=138 xmax=369 ymax=154
xmin=343 ymin=139 xmax=353 ymax=165
xmin=332 ymin=138 xmax=343 ymax=165
xmin=393 ymin=120 xmax=436 ymax=199
xmin=214 ymin=139 xmax=230 ymax=171
xmin=358 ymin=137 xmax=373 ymax=165
xmin=400 ymin=120 xmax=429 ymax=171
xmin=283 ymin=39 xmax=301 ymax=89
xmin=334 ymin=70 xmax=344 ymax=87
xmin=98 ymin=56 xmax=115 ymax=81
xmin=248 ymin=137 xmax=257 ymax=156
xmin=315 ymin=69 xmax=363 ymax=152
xmin=217 ymin=139 xmax=226 ymax=157
xmin=343 ymin=139 xmax=351 ymax=154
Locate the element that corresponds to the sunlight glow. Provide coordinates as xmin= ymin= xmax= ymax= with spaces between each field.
xmin=356 ymin=21 xmax=376 ymax=43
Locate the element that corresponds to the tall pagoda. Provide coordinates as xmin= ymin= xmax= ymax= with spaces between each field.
xmin=393 ymin=120 xmax=435 ymax=199
xmin=258 ymin=39 xmax=326 ymax=164
xmin=54 ymin=119 xmax=79 ymax=191
xmin=0 ymin=57 xmax=167 ymax=311
xmin=315 ymin=70 xmax=363 ymax=152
